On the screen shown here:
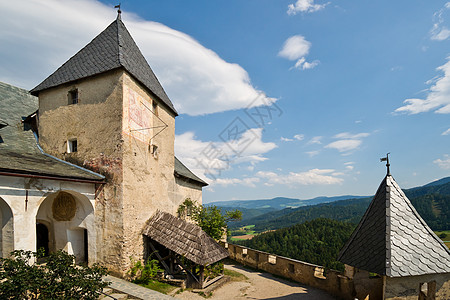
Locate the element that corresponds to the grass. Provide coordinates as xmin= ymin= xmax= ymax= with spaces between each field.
xmin=243 ymin=225 xmax=255 ymax=229
xmin=434 ymin=230 xmax=450 ymax=249
xmin=224 ymin=268 xmax=249 ymax=281
xmin=138 ymin=280 xmax=178 ymax=295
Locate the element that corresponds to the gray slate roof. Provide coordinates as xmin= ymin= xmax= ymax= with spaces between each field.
xmin=0 ymin=82 xmax=104 ymax=181
xmin=143 ymin=210 xmax=228 ymax=266
xmin=174 ymin=157 xmax=208 ymax=186
xmin=338 ymin=175 xmax=450 ymax=277
xmin=30 ymin=15 xmax=177 ymax=116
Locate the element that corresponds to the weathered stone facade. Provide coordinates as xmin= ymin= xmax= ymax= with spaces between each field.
xmin=30 ymin=16 xmax=206 ymax=275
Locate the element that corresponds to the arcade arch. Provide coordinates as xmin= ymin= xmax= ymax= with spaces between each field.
xmin=0 ymin=197 xmax=13 ymax=257
xmin=36 ymin=190 xmax=95 ymax=264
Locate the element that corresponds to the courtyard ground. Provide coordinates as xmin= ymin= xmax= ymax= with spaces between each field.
xmin=174 ymin=261 xmax=336 ymax=300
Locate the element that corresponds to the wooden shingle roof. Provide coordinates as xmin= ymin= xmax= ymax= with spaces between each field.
xmin=338 ymin=174 xmax=450 ymax=277
xmin=143 ymin=211 xmax=228 ymax=266
xmin=30 ymin=15 xmax=177 ymax=116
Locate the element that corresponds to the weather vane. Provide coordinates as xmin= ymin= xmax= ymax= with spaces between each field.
xmin=115 ymin=3 xmax=121 ymax=15
xmin=380 ymin=153 xmax=391 ymax=176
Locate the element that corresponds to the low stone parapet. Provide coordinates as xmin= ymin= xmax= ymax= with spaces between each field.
xmin=222 ymin=242 xmax=360 ymax=299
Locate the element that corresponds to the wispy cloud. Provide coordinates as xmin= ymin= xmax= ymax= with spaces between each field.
xmin=433 ymin=154 xmax=450 ymax=169
xmin=325 ymin=132 xmax=370 ymax=153
xmin=212 ymin=177 xmax=260 ymax=188
xmin=278 ymin=35 xmax=319 ymax=71
xmin=287 ymin=0 xmax=330 ymax=15
xmin=306 ymin=150 xmax=320 ymax=157
xmin=175 ymin=128 xmax=277 ymax=182
xmin=281 ymin=134 xmax=304 ymax=142
xmin=256 ymin=168 xmax=343 ymax=185
xmin=442 ymin=128 xmax=450 ymax=135
xmin=307 ymin=136 xmax=322 ymax=145
xmin=281 ymin=137 xmax=294 ymax=142
xmin=430 ymin=2 xmax=450 ymax=41
xmin=395 ymin=58 xmax=450 ymax=114
xmin=0 ymin=0 xmax=275 ymax=116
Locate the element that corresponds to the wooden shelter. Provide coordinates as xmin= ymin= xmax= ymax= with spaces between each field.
xmin=142 ymin=210 xmax=229 ymax=288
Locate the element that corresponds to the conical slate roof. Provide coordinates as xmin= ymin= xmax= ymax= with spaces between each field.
xmin=338 ymin=175 xmax=450 ymax=277
xmin=30 ymin=14 xmax=177 ymax=115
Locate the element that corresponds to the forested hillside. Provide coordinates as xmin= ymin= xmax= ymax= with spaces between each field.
xmin=237 ymin=218 xmax=354 ymax=271
xmin=230 ymin=179 xmax=450 ymax=232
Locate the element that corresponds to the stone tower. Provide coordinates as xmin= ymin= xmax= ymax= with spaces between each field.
xmin=30 ymin=13 xmax=204 ymax=275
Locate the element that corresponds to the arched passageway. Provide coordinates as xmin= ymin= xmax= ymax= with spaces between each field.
xmin=0 ymin=197 xmax=14 ymax=257
xmin=36 ymin=190 xmax=94 ymax=264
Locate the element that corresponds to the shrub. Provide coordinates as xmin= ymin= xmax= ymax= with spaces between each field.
xmin=0 ymin=250 xmax=109 ymax=300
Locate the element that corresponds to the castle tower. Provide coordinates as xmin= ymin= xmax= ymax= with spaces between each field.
xmin=338 ymin=172 xmax=450 ymax=299
xmin=29 ymin=13 xmax=204 ymax=275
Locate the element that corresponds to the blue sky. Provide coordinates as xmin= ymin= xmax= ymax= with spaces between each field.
xmin=1 ymin=0 xmax=449 ymax=202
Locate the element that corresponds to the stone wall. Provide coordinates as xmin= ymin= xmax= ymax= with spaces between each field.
xmin=385 ymin=274 xmax=450 ymax=300
xmin=225 ymin=242 xmax=355 ymax=299
xmin=226 ymin=243 xmax=392 ymax=300
xmin=38 ymin=70 xmax=125 ymax=273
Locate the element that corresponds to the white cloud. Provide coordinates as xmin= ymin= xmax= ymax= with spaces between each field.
xmin=256 ymin=169 xmax=343 ymax=185
xmin=279 ymin=35 xmax=311 ymax=60
xmin=0 ymin=0 xmax=275 ymax=116
xmin=294 ymin=134 xmax=305 ymax=141
xmin=281 ymin=134 xmax=304 ymax=142
xmin=307 ymin=136 xmax=322 ymax=145
xmin=278 ymin=35 xmax=319 ymax=71
xmin=334 ymin=132 xmax=370 ymax=139
xmin=395 ymin=58 xmax=450 ymax=114
xmin=175 ymin=128 xmax=277 ymax=182
xmin=345 ymin=165 xmax=354 ymax=171
xmin=325 ymin=139 xmax=362 ymax=152
xmin=433 ymin=154 xmax=450 ymax=169
xmin=281 ymin=137 xmax=294 ymax=142
xmin=442 ymin=128 xmax=450 ymax=135
xmin=287 ymin=0 xmax=330 ymax=15
xmin=212 ymin=177 xmax=260 ymax=188
xmin=430 ymin=3 xmax=450 ymax=41
xmin=306 ymin=150 xmax=320 ymax=157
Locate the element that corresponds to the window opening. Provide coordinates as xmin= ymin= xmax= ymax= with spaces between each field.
xmin=68 ymin=89 xmax=78 ymax=105
xmin=68 ymin=139 xmax=78 ymax=153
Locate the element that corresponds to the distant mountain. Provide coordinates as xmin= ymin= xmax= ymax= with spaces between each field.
xmin=207 ymin=195 xmax=367 ymax=210
xmin=422 ymin=176 xmax=450 ymax=187
xmin=229 ymin=177 xmax=450 ymax=232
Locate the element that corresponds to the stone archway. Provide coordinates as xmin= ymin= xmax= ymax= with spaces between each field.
xmin=36 ymin=190 xmax=95 ymax=264
xmin=0 ymin=197 xmax=14 ymax=257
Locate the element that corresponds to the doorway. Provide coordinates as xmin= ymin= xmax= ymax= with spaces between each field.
xmin=36 ymin=223 xmax=49 ymax=256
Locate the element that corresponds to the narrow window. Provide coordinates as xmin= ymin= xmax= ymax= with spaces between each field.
xmin=289 ymin=263 xmax=295 ymax=274
xmin=68 ymin=89 xmax=78 ymax=105
xmin=152 ymin=100 xmax=158 ymax=116
xmin=68 ymin=139 xmax=77 ymax=153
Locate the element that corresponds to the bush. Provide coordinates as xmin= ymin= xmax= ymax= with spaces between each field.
xmin=439 ymin=232 xmax=448 ymax=239
xmin=0 ymin=250 xmax=109 ymax=300
xmin=128 ymin=255 xmax=162 ymax=284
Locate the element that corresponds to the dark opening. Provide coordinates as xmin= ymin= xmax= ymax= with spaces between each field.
xmin=69 ymin=139 xmax=78 ymax=153
xmin=83 ymin=229 xmax=88 ymax=264
xmin=68 ymin=89 xmax=78 ymax=105
xmin=36 ymin=223 xmax=49 ymax=256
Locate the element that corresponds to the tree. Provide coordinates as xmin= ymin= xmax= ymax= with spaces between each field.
xmin=178 ymin=199 xmax=242 ymax=240
xmin=0 ymin=250 xmax=109 ymax=299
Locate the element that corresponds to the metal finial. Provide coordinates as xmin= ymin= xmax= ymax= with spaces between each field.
xmin=115 ymin=4 xmax=121 ymax=18
xmin=380 ymin=153 xmax=391 ymax=176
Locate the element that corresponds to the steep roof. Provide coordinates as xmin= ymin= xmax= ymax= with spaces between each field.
xmin=0 ymin=82 xmax=104 ymax=182
xmin=338 ymin=174 xmax=450 ymax=277
xmin=143 ymin=210 xmax=228 ymax=266
xmin=30 ymin=14 xmax=177 ymax=116
xmin=174 ymin=157 xmax=208 ymax=186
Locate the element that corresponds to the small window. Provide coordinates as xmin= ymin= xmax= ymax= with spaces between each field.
xmin=68 ymin=139 xmax=77 ymax=153
xmin=288 ymin=263 xmax=295 ymax=274
xmin=152 ymin=100 xmax=158 ymax=116
xmin=68 ymin=89 xmax=78 ymax=105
